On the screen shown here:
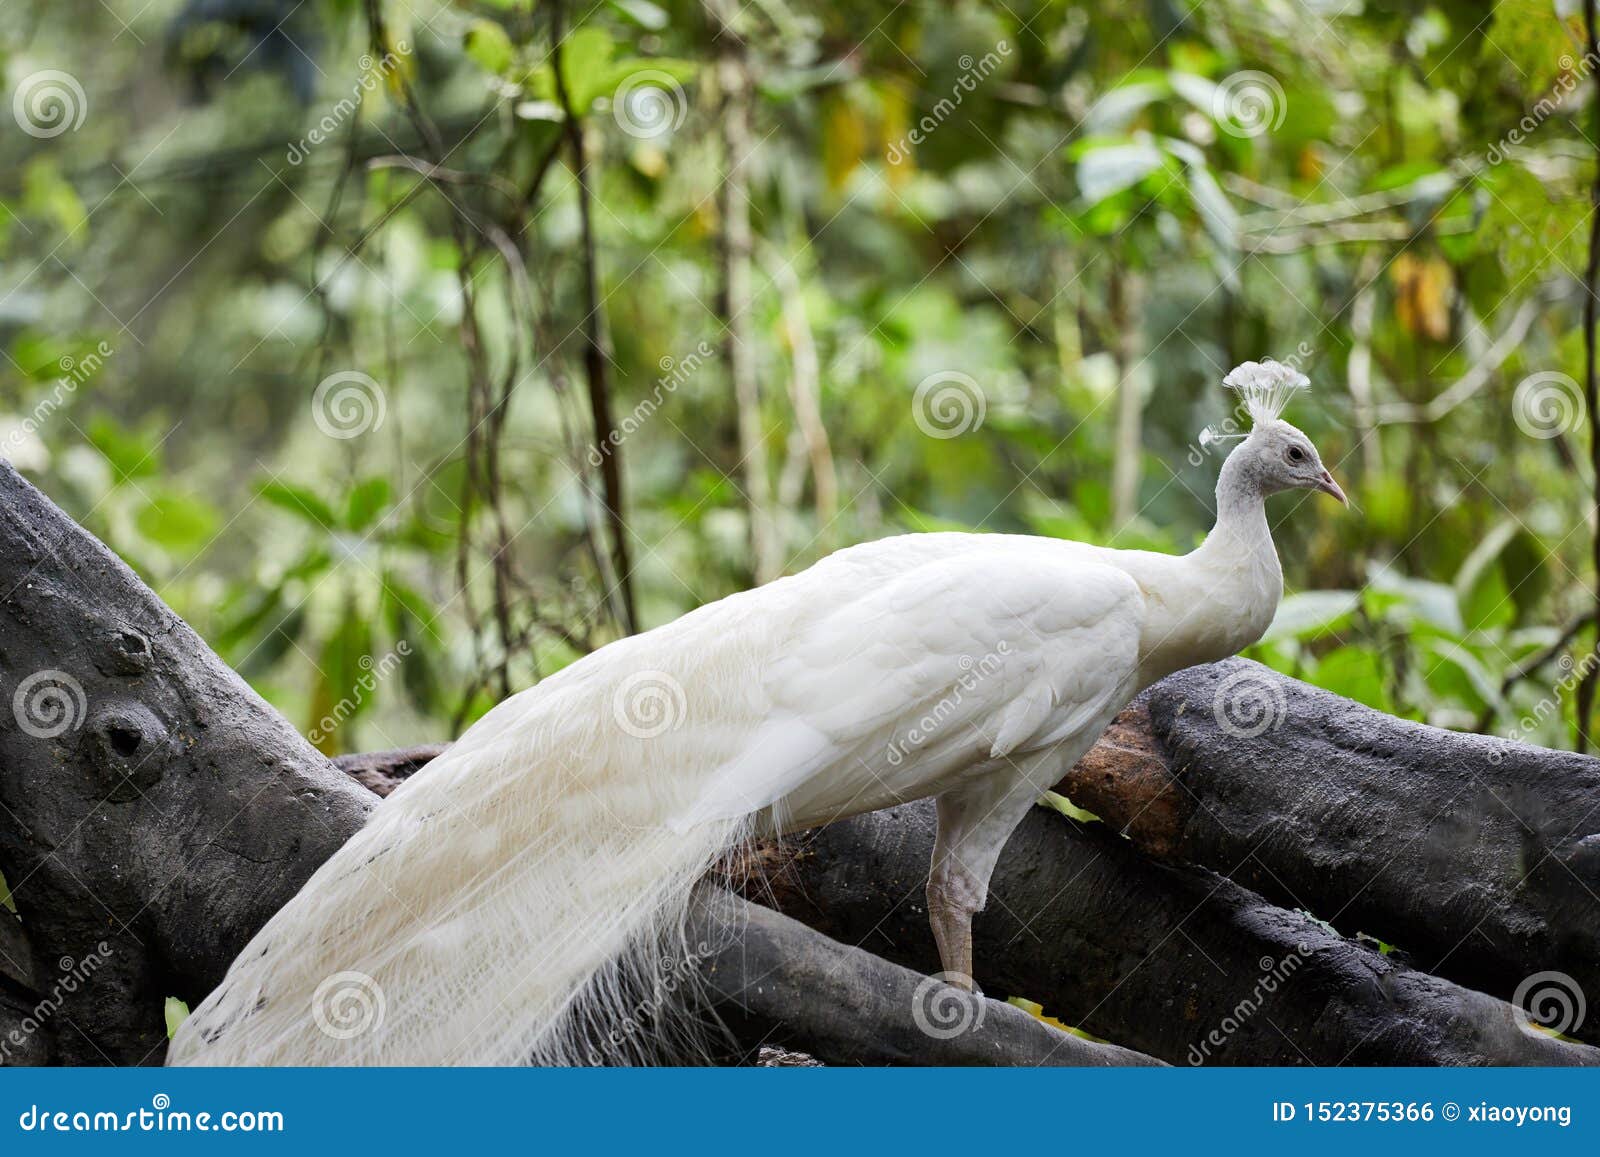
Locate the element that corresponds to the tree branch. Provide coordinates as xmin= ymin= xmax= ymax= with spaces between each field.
xmin=690 ymin=887 xmax=1160 ymax=1066
xmin=710 ymin=0 xmax=780 ymax=584
xmin=750 ymin=798 xmax=1599 ymax=1066
xmin=1054 ymin=659 xmax=1600 ymax=1046
xmin=553 ymin=2 xmax=638 ymax=634
xmin=0 ymin=462 xmax=372 ymax=1063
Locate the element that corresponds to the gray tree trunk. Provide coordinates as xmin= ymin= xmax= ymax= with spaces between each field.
xmin=0 ymin=461 xmax=372 ymax=1063
xmin=1054 ymin=658 xmax=1600 ymax=1046
xmin=746 ymin=799 xmax=1599 ymax=1066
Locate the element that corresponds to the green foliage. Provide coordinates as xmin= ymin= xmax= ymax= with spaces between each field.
xmin=2 ymin=0 xmax=1595 ymax=752
xmin=164 ymin=997 xmax=190 ymax=1040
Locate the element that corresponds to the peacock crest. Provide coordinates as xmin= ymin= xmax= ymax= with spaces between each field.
xmin=1222 ymin=359 xmax=1310 ymax=427
xmin=1197 ymin=359 xmax=1311 ymax=453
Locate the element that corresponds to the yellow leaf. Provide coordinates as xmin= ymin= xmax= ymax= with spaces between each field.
xmin=1006 ymin=995 xmax=1107 ymax=1041
xmin=821 ymin=92 xmax=866 ymax=192
xmin=1391 ymin=254 xmax=1452 ymax=342
xmin=879 ymin=81 xmax=915 ymax=189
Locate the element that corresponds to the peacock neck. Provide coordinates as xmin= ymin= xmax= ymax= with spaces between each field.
xmin=1129 ymin=448 xmax=1283 ymax=684
xmin=1197 ymin=453 xmax=1280 ymax=575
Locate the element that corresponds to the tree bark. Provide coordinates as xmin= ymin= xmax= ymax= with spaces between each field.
xmin=333 ymin=744 xmax=449 ymax=797
xmin=1108 ymin=269 xmax=1145 ymax=530
xmin=749 ymin=800 xmax=1599 ymax=1067
xmin=689 ymin=886 xmax=1159 ymax=1066
xmin=1052 ymin=658 xmax=1600 ymax=1046
xmin=0 ymin=461 xmax=372 ymax=1063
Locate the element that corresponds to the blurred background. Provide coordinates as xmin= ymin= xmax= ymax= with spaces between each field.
xmin=1 ymin=0 xmax=1594 ymax=754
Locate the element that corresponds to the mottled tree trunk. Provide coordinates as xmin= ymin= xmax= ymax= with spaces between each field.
xmin=1055 ymin=659 xmax=1600 ymax=1047
xmin=747 ymin=800 xmax=1597 ymax=1066
xmin=0 ymin=462 xmax=372 ymax=1064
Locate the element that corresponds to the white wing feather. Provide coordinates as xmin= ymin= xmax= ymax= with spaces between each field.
xmin=676 ymin=544 xmax=1147 ymax=830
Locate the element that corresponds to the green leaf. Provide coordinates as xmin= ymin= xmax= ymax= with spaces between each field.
xmin=1038 ymin=790 xmax=1101 ymax=824
xmin=1074 ymin=139 xmax=1165 ymax=204
xmin=1310 ymin=646 xmax=1392 ymax=713
xmin=136 ymin=491 xmax=220 ymax=553
xmin=164 ymin=997 xmax=190 ymax=1039
xmin=514 ymin=100 xmax=565 ymax=122
xmin=258 ymin=481 xmax=339 ymax=531
xmin=530 ymin=27 xmax=619 ymax=112
xmin=344 ymin=476 xmax=393 ymax=532
xmin=22 ymin=159 xmax=88 ymax=239
xmin=1263 ymin=591 xmax=1360 ymax=642
xmin=1180 ymin=160 xmax=1238 ymax=251
xmin=1367 ymin=567 xmax=1463 ymax=634
xmin=1082 ymin=79 xmax=1170 ymax=134
xmin=1455 ymin=519 xmax=1532 ymax=632
xmin=610 ymin=0 xmax=669 ymax=29
xmin=464 ymin=18 xmax=515 ymax=76
xmin=86 ymin=416 xmax=161 ymax=482
xmin=1500 ymin=530 xmax=1550 ymax=622
xmin=1420 ymin=638 xmax=1499 ymax=712
xmin=1461 ymin=559 xmax=1515 ymax=633
xmin=216 ymin=586 xmax=283 ymax=653
xmin=1484 ymin=0 xmax=1580 ymax=94
xmin=387 ymin=585 xmax=442 ymax=713
xmin=1165 ymin=71 xmax=1216 ymax=116
xmin=383 ymin=574 xmax=443 ymax=643
xmin=239 ymin=605 xmax=305 ymax=678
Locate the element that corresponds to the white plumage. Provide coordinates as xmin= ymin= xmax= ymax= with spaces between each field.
xmin=168 ymin=365 xmax=1345 ymax=1066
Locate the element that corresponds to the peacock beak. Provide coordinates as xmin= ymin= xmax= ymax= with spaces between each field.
xmin=1316 ymin=469 xmax=1348 ymax=506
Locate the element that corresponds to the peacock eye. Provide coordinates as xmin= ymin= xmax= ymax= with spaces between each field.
xmin=1287 ymin=446 xmax=1305 ymax=462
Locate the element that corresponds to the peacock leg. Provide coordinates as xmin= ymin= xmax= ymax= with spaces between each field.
xmin=926 ymin=767 xmax=1050 ymax=988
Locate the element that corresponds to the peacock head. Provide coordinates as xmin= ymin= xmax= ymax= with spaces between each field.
xmin=1214 ymin=359 xmax=1347 ymax=506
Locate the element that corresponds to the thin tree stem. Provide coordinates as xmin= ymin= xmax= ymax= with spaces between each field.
xmin=553 ymin=2 xmax=638 ymax=634
xmin=1578 ymin=0 xmax=1600 ymax=752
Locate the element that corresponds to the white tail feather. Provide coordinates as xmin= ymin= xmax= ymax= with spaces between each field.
xmin=167 ymin=669 xmax=755 ymax=1066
